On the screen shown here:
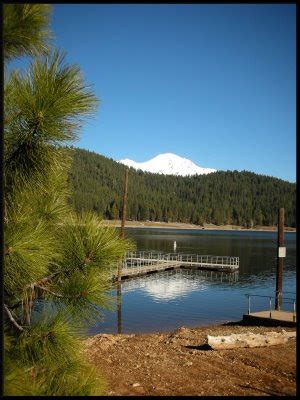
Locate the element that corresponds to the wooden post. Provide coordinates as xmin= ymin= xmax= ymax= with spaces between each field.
xmin=275 ymin=208 xmax=285 ymax=310
xmin=117 ymin=282 xmax=122 ymax=334
xmin=118 ymin=169 xmax=128 ymax=282
xmin=120 ymin=168 xmax=128 ymax=239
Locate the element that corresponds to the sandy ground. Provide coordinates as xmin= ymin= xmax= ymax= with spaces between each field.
xmin=102 ymin=220 xmax=296 ymax=232
xmin=84 ymin=323 xmax=296 ymax=396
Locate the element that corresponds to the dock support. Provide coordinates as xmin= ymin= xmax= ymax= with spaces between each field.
xmin=275 ymin=208 xmax=285 ymax=310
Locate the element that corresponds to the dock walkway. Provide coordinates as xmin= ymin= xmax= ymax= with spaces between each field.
xmin=242 ymin=293 xmax=296 ymax=327
xmin=243 ymin=310 xmax=296 ymax=327
xmin=114 ymin=251 xmax=239 ymax=280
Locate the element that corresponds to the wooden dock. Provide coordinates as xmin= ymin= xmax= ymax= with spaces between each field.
xmin=243 ymin=293 xmax=296 ymax=327
xmin=113 ymin=251 xmax=239 ymax=280
xmin=243 ymin=310 xmax=296 ymax=327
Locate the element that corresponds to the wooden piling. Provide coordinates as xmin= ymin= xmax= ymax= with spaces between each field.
xmin=275 ymin=208 xmax=285 ymax=310
xmin=117 ymin=282 xmax=122 ymax=334
xmin=118 ymin=169 xmax=128 ymax=282
xmin=120 ymin=168 xmax=128 ymax=239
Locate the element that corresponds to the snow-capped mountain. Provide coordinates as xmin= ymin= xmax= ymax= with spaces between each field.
xmin=118 ymin=153 xmax=216 ymax=177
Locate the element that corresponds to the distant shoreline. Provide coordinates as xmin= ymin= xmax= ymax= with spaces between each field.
xmin=102 ymin=220 xmax=296 ymax=232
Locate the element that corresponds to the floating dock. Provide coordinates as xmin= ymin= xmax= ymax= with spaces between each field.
xmin=243 ymin=310 xmax=296 ymax=327
xmin=242 ymin=293 xmax=296 ymax=327
xmin=113 ymin=251 xmax=239 ymax=280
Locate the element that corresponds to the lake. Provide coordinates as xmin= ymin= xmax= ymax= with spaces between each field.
xmin=88 ymin=228 xmax=296 ymax=335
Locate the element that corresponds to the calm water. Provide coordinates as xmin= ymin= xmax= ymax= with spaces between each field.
xmin=88 ymin=228 xmax=296 ymax=335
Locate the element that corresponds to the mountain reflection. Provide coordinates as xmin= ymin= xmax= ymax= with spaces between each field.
xmin=87 ymin=230 xmax=295 ymax=335
xmin=121 ymin=270 xmax=239 ymax=301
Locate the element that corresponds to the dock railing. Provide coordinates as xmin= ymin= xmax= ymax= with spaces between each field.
xmin=122 ymin=251 xmax=239 ymax=270
xmin=245 ymin=293 xmax=296 ymax=322
xmin=111 ymin=250 xmax=239 ymax=281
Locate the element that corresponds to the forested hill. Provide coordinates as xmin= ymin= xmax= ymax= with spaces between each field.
xmin=67 ymin=147 xmax=296 ymax=227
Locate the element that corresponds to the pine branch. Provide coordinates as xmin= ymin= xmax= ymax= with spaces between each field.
xmin=9 ymin=268 xmax=75 ymax=311
xmin=4 ymin=111 xmax=22 ymax=127
xmin=34 ymin=284 xmax=91 ymax=300
xmin=36 ymin=270 xmax=62 ymax=285
xmin=34 ymin=284 xmax=63 ymax=298
xmin=4 ymin=304 xmax=24 ymax=331
xmin=24 ymin=270 xmax=64 ymax=291
xmin=4 ymin=199 xmax=8 ymax=224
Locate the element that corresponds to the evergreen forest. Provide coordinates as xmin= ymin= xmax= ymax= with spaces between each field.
xmin=68 ymin=147 xmax=296 ymax=228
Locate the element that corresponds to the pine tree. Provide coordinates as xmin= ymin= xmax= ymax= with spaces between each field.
xmin=3 ymin=4 xmax=52 ymax=61
xmin=4 ymin=4 xmax=134 ymax=396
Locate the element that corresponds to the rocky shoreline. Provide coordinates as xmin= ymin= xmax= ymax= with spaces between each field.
xmin=102 ymin=220 xmax=296 ymax=232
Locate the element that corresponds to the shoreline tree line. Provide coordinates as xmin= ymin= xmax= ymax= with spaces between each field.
xmin=68 ymin=147 xmax=296 ymax=228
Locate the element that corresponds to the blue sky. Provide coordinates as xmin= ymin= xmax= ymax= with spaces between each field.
xmin=9 ymin=4 xmax=296 ymax=182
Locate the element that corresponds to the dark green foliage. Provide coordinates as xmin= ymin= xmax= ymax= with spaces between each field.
xmin=4 ymin=52 xmax=97 ymax=190
xmin=4 ymin=4 xmax=134 ymax=396
xmin=4 ymin=315 xmax=106 ymax=396
xmin=68 ymin=148 xmax=296 ymax=228
xmin=4 ymin=4 xmax=52 ymax=61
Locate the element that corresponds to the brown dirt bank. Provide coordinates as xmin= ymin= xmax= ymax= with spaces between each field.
xmin=84 ymin=323 xmax=296 ymax=396
xmin=102 ymin=220 xmax=296 ymax=232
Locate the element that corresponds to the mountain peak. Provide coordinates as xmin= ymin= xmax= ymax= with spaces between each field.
xmin=118 ymin=153 xmax=216 ymax=177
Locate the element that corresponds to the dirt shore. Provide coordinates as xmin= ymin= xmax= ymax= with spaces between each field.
xmin=102 ymin=220 xmax=296 ymax=232
xmin=84 ymin=323 xmax=296 ymax=396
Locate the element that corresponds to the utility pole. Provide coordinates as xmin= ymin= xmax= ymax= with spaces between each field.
xmin=275 ymin=208 xmax=285 ymax=310
xmin=117 ymin=282 xmax=122 ymax=334
xmin=120 ymin=168 xmax=128 ymax=239
xmin=118 ymin=168 xmax=128 ymax=283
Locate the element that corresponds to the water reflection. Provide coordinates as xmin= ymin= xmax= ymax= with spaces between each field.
xmin=122 ymin=270 xmax=239 ymax=301
xmin=88 ymin=229 xmax=295 ymax=334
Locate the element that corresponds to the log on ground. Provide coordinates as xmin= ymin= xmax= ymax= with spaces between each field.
xmin=207 ymin=330 xmax=296 ymax=350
